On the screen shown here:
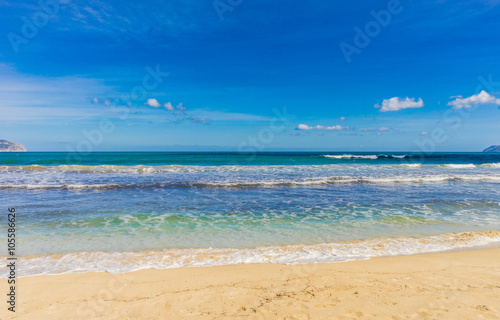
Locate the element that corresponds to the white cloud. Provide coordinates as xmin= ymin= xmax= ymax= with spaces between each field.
xmin=375 ymin=97 xmax=424 ymax=112
xmin=146 ymin=98 xmax=161 ymax=108
xmin=174 ymin=103 xmax=186 ymax=114
xmin=163 ymin=102 xmax=185 ymax=113
xmin=164 ymin=102 xmax=174 ymax=111
xmin=447 ymin=90 xmax=500 ymax=109
xmin=296 ymin=124 xmax=348 ymax=131
xmin=420 ymin=131 xmax=429 ymax=135
xmin=378 ymin=127 xmax=390 ymax=131
xmin=338 ymin=116 xmax=346 ymax=121
xmin=297 ymin=124 xmax=311 ymax=130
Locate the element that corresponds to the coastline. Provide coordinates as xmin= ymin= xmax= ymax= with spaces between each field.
xmin=2 ymin=248 xmax=499 ymax=319
xmin=3 ymin=230 xmax=500 ymax=277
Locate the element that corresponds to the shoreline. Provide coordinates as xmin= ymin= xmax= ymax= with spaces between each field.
xmin=3 ymin=230 xmax=500 ymax=278
xmin=2 ymin=248 xmax=499 ymax=319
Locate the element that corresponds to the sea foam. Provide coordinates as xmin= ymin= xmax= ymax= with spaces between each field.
xmin=1 ymin=231 xmax=499 ymax=277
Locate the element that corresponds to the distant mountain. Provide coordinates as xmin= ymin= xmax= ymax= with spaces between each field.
xmin=483 ymin=145 xmax=500 ymax=153
xmin=0 ymin=140 xmax=26 ymax=152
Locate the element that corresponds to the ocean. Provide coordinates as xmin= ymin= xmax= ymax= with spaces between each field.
xmin=1 ymin=152 xmax=500 ymax=276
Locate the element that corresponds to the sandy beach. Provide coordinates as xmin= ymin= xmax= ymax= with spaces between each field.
xmin=1 ymin=248 xmax=499 ymax=320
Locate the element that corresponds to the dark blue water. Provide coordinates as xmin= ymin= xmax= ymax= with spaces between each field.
xmin=2 ymin=152 xmax=500 ymax=166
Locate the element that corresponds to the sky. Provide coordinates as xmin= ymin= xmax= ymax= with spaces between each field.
xmin=0 ymin=0 xmax=500 ymax=152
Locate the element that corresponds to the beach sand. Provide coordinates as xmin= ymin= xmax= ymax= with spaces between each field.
xmin=2 ymin=248 xmax=500 ymax=319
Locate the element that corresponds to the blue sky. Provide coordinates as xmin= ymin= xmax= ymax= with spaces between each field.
xmin=1 ymin=0 xmax=499 ymax=151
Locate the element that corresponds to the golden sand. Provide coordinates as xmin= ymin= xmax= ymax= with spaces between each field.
xmin=2 ymin=248 xmax=500 ymax=319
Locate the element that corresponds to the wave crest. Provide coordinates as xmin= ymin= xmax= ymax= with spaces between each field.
xmin=481 ymin=163 xmax=500 ymax=168
xmin=323 ymin=154 xmax=409 ymax=160
xmin=441 ymin=164 xmax=476 ymax=169
xmin=2 ymin=174 xmax=500 ymax=190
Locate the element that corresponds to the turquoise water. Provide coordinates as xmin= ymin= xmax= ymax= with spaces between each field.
xmin=1 ymin=152 xmax=500 ymax=275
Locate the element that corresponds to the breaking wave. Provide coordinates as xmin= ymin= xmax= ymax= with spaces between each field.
xmin=481 ymin=163 xmax=500 ymax=169
xmin=1 ymin=174 xmax=500 ymax=190
xmin=323 ymin=154 xmax=409 ymax=159
xmin=2 ymin=231 xmax=499 ymax=277
xmin=441 ymin=164 xmax=476 ymax=169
